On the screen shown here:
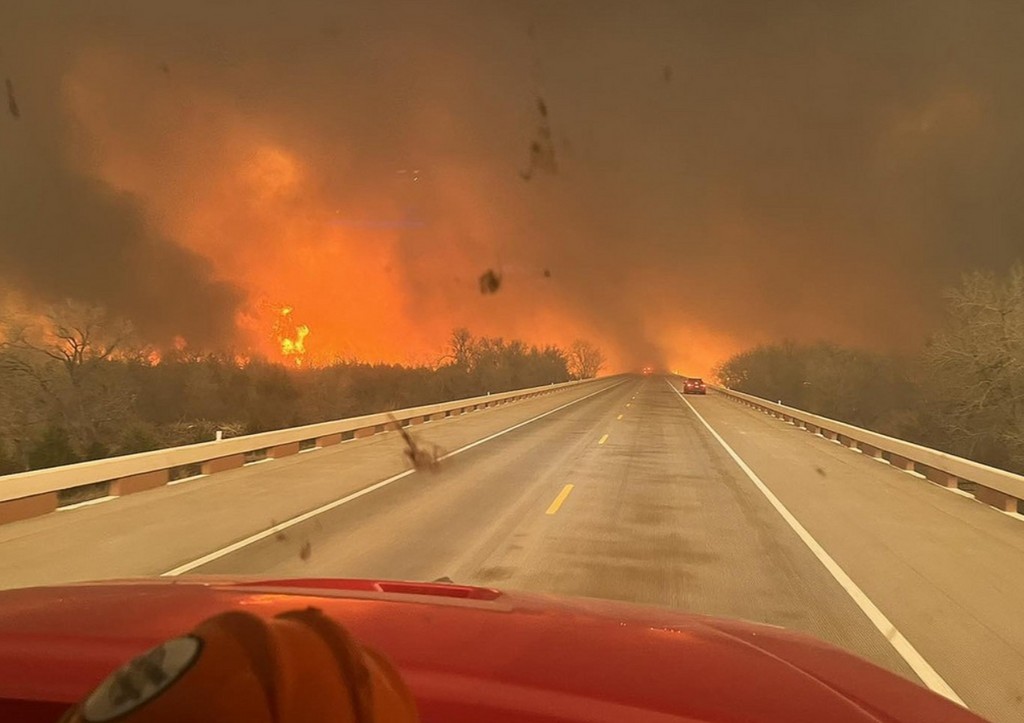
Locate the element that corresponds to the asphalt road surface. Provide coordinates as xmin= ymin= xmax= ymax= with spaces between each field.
xmin=1 ymin=376 xmax=1022 ymax=721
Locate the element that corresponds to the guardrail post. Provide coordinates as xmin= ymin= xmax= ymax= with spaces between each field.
xmin=202 ymin=454 xmax=245 ymax=475
xmin=858 ymin=443 xmax=883 ymax=458
xmin=268 ymin=442 xmax=301 ymax=459
xmin=974 ymin=485 xmax=1019 ymax=512
xmin=889 ymin=455 xmax=915 ymax=472
xmin=923 ymin=467 xmax=959 ymax=488
xmin=0 ymin=492 xmax=58 ymax=524
xmin=111 ymin=470 xmax=168 ymax=496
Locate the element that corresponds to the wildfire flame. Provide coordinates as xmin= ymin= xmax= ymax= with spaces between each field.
xmin=275 ymin=306 xmax=310 ymax=366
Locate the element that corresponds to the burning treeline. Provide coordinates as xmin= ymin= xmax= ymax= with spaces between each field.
xmin=274 ymin=307 xmax=310 ymax=367
xmin=0 ymin=307 xmax=604 ymax=474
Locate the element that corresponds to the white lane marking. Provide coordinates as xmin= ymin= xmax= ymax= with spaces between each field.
xmin=162 ymin=381 xmax=625 ymax=576
xmin=667 ymin=381 xmax=967 ymax=707
xmin=59 ymin=496 xmax=116 ymax=511
xmin=168 ymin=474 xmax=207 ymax=486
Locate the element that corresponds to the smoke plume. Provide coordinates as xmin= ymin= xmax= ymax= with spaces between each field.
xmin=3 ymin=1 xmax=1024 ymax=372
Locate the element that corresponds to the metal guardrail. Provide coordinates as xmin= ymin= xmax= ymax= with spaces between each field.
xmin=710 ymin=384 xmax=1024 ymax=516
xmin=0 ymin=378 xmax=605 ymax=523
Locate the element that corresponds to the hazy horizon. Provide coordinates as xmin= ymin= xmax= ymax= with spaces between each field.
xmin=4 ymin=1 xmax=1024 ymax=375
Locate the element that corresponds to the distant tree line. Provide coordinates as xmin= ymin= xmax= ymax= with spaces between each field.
xmin=0 ymin=311 xmax=605 ymax=474
xmin=715 ymin=263 xmax=1024 ymax=474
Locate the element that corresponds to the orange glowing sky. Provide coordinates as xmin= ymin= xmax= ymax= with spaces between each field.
xmin=5 ymin=2 xmax=1024 ymax=379
xmin=59 ymin=44 xmax=686 ymax=372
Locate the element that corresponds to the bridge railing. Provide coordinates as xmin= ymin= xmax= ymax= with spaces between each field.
xmin=0 ymin=378 xmax=604 ymax=524
xmin=710 ymin=384 xmax=1024 ymax=516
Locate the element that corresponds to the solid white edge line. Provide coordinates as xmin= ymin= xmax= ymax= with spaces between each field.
xmin=161 ymin=380 xmax=626 ymax=577
xmin=666 ymin=380 xmax=967 ymax=707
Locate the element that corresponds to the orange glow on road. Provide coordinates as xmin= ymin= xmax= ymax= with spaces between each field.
xmin=660 ymin=326 xmax=742 ymax=380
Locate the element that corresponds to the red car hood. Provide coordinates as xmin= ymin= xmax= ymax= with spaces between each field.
xmin=0 ymin=578 xmax=983 ymax=723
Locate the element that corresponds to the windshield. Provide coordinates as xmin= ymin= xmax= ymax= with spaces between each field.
xmin=1 ymin=2 xmax=1022 ymax=722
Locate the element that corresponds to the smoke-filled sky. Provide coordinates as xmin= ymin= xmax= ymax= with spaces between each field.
xmin=2 ymin=1 xmax=1024 ymax=374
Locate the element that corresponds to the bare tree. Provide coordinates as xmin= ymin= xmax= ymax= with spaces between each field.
xmin=568 ymin=339 xmax=605 ymax=379
xmin=445 ymin=327 xmax=475 ymax=370
xmin=925 ymin=264 xmax=1024 ymax=468
xmin=0 ymin=301 xmax=138 ymax=457
xmin=4 ymin=301 xmax=134 ymax=381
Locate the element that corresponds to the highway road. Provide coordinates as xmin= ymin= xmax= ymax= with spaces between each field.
xmin=1 ymin=376 xmax=1023 ymax=721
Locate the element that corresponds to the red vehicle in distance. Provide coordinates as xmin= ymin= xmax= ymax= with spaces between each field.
xmin=683 ymin=377 xmax=707 ymax=395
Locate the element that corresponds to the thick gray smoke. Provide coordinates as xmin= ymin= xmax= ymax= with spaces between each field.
xmin=0 ymin=7 xmax=244 ymax=346
xmin=2 ymin=1 xmax=1024 ymax=369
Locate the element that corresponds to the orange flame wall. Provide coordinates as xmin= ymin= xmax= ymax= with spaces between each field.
xmin=60 ymin=45 xmax=736 ymax=375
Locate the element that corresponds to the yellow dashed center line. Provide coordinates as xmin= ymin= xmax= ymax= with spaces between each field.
xmin=598 ymin=433 xmax=609 ymax=445
xmin=626 ymin=403 xmax=631 ymax=408
xmin=545 ymin=484 xmax=574 ymax=515
xmin=616 ymin=414 xmax=623 ymax=420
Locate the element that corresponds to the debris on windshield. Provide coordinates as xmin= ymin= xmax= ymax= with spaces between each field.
xmin=543 ymin=268 xmax=552 ymax=278
xmin=270 ymin=519 xmax=288 ymax=541
xmin=5 ymin=78 xmax=19 ymax=119
xmin=815 ymin=466 xmax=827 ymax=477
xmin=479 ymin=268 xmax=502 ymax=294
xmin=520 ymin=95 xmax=558 ymax=180
xmin=159 ymin=62 xmax=170 ymax=75
xmin=389 ymin=414 xmax=445 ymax=472
xmin=299 ymin=540 xmax=312 ymax=561
xmin=663 ymin=65 xmax=673 ymax=83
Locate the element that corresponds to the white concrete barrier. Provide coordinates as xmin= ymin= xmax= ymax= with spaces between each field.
xmin=707 ymin=382 xmax=1024 ymax=516
xmin=0 ymin=378 xmax=606 ymax=524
